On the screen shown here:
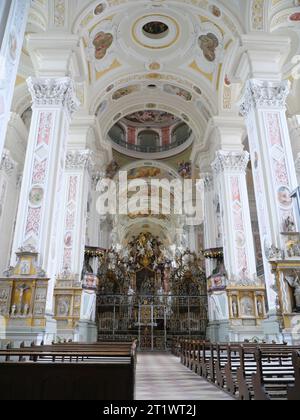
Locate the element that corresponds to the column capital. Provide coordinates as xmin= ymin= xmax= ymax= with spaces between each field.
xmin=27 ymin=77 xmax=80 ymax=117
xmin=212 ymin=151 xmax=250 ymax=175
xmin=0 ymin=149 xmax=17 ymax=175
xmin=240 ymin=79 xmax=290 ymax=117
xmin=65 ymin=149 xmax=94 ymax=171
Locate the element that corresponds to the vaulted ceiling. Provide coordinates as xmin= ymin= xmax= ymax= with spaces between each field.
xmin=12 ymin=0 xmax=300 ymax=166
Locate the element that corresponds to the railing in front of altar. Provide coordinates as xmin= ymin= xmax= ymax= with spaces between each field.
xmin=97 ymin=294 xmax=208 ymax=351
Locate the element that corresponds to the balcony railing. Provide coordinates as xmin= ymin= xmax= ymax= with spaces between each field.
xmin=109 ymin=130 xmax=193 ymax=154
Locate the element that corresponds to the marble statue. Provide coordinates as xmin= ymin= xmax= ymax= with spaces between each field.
xmin=284 ymin=216 xmax=296 ymax=233
xmin=285 ymin=272 xmax=300 ymax=312
xmin=232 ymin=299 xmax=238 ymax=318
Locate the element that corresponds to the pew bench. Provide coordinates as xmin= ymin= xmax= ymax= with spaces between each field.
xmin=287 ymin=351 xmax=300 ymax=400
xmin=252 ymin=348 xmax=298 ymax=400
xmin=0 ymin=343 xmax=136 ymax=400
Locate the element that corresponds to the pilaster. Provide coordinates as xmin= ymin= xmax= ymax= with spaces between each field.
xmin=288 ymin=115 xmax=300 ymax=184
xmin=212 ymin=150 xmax=258 ymax=284
xmin=11 ymin=77 xmax=79 ymax=316
xmin=0 ymin=0 xmax=31 ymax=159
xmin=240 ymin=79 xmax=298 ymax=315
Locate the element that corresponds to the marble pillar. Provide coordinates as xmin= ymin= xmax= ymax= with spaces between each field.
xmin=0 ymin=149 xmax=18 ymax=273
xmin=212 ymin=150 xmax=258 ymax=283
xmin=289 ymin=115 xmax=300 ymax=184
xmin=0 ymin=0 xmax=30 ymax=159
xmin=59 ymin=149 xmax=93 ymax=277
xmin=11 ymin=77 xmax=79 ymax=315
xmin=240 ymin=80 xmax=298 ymax=313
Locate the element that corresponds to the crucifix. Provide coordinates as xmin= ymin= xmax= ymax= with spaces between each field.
xmin=17 ymin=283 xmax=30 ymax=315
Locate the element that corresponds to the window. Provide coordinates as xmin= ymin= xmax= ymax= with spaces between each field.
xmin=138 ymin=130 xmax=160 ymax=150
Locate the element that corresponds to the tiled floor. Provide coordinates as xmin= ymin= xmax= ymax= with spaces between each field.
xmin=136 ymin=352 xmax=234 ymax=400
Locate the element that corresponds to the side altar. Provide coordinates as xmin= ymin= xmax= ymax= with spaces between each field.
xmin=0 ymin=247 xmax=50 ymax=345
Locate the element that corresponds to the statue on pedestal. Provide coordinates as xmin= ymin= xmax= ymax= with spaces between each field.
xmin=285 ymin=271 xmax=300 ymax=312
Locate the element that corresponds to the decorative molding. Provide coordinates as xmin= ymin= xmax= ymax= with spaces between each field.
xmin=65 ymin=150 xmax=93 ymax=171
xmin=251 ymin=0 xmax=264 ymax=31
xmin=54 ymin=0 xmax=66 ymax=28
xmin=0 ymin=149 xmax=17 ymax=175
xmin=240 ymin=80 xmax=290 ymax=117
xmin=212 ymin=151 xmax=250 ymax=175
xmin=27 ymin=77 xmax=80 ymax=116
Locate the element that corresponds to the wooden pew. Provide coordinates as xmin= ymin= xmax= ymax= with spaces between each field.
xmin=287 ymin=351 xmax=300 ymax=400
xmin=0 ymin=342 xmax=136 ymax=400
xmin=252 ymin=348 xmax=297 ymax=400
xmin=177 ymin=339 xmax=299 ymax=401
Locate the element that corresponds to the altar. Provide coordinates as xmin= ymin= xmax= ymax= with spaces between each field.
xmin=92 ymin=233 xmax=208 ymax=350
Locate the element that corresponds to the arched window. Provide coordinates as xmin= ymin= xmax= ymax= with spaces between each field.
xmin=108 ymin=123 xmax=125 ymax=144
xmin=171 ymin=123 xmax=190 ymax=144
xmin=138 ymin=130 xmax=160 ymax=150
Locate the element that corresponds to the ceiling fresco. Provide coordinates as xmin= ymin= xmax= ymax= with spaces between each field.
xmin=123 ymin=110 xmax=179 ymax=126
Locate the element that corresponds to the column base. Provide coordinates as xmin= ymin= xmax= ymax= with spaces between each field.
xmin=262 ymin=311 xmax=283 ymax=343
xmin=206 ymin=321 xmax=231 ymax=342
xmin=77 ymin=320 xmax=98 ymax=343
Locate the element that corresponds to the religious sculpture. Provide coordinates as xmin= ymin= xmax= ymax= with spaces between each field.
xmin=267 ymin=245 xmax=283 ymax=260
xmin=285 ymin=272 xmax=300 ymax=312
xmin=283 ymin=216 xmax=296 ymax=233
xmin=232 ymin=298 xmax=238 ymax=318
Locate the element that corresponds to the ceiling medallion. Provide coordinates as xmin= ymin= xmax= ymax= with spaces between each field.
xmin=142 ymin=21 xmax=169 ymax=38
xmin=132 ymin=14 xmax=180 ymax=50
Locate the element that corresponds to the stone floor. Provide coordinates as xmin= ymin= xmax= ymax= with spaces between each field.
xmin=136 ymin=352 xmax=234 ymax=401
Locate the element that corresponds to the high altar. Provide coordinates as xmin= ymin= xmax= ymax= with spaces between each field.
xmin=84 ymin=233 xmax=208 ymax=350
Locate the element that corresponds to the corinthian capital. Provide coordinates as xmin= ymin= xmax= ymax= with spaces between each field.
xmin=212 ymin=151 xmax=250 ymax=175
xmin=27 ymin=77 xmax=80 ymax=116
xmin=66 ymin=150 xmax=93 ymax=171
xmin=240 ymin=79 xmax=289 ymax=117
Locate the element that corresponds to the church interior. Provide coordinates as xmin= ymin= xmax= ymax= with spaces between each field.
xmin=0 ymin=0 xmax=300 ymax=402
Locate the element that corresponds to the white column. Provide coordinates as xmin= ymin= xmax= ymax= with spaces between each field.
xmin=59 ymin=150 xmax=92 ymax=278
xmin=202 ymin=173 xmax=220 ymax=277
xmin=288 ymin=115 xmax=300 ymax=184
xmin=11 ymin=77 xmax=79 ymax=313
xmin=240 ymin=80 xmax=298 ymax=311
xmin=0 ymin=148 xmax=18 ymax=272
xmin=212 ymin=151 xmax=258 ymax=283
xmin=0 ymin=0 xmax=30 ymax=158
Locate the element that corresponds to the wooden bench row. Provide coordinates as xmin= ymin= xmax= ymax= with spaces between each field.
xmin=176 ymin=339 xmax=300 ymax=400
xmin=0 ymin=341 xmax=137 ymax=400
